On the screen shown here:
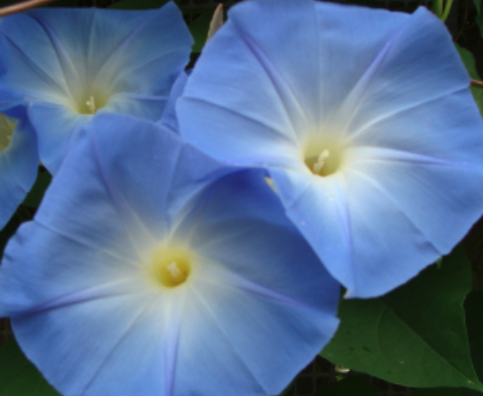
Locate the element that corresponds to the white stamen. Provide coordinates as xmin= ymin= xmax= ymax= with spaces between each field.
xmin=167 ymin=262 xmax=181 ymax=278
xmin=86 ymin=95 xmax=96 ymax=113
xmin=313 ymin=149 xmax=330 ymax=174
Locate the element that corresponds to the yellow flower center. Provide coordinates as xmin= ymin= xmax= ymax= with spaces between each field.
xmin=303 ymin=138 xmax=345 ymax=177
xmin=75 ymin=91 xmax=110 ymax=115
xmin=0 ymin=114 xmax=16 ymax=154
xmin=148 ymin=247 xmax=191 ymax=288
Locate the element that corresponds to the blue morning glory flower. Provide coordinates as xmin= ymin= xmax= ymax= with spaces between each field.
xmin=0 ymin=2 xmax=192 ymax=174
xmin=178 ymin=0 xmax=483 ymax=298
xmin=0 ymin=110 xmax=38 ymax=229
xmin=0 ymin=114 xmax=340 ymax=396
xmin=158 ymin=70 xmax=190 ymax=134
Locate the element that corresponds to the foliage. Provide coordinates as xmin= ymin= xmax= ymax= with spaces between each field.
xmin=0 ymin=338 xmax=59 ymax=396
xmin=321 ymin=248 xmax=483 ymax=392
xmin=456 ymin=44 xmax=483 ymax=116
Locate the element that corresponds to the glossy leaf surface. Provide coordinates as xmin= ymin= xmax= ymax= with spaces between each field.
xmin=0 ymin=338 xmax=59 ymax=396
xmin=321 ymin=248 xmax=483 ymax=392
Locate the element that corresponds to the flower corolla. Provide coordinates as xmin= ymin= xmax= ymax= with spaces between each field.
xmin=0 ymin=110 xmax=38 ymax=229
xmin=158 ymin=70 xmax=190 ymax=134
xmin=178 ymin=0 xmax=483 ymax=297
xmin=0 ymin=2 xmax=192 ymax=173
xmin=0 ymin=114 xmax=340 ymax=396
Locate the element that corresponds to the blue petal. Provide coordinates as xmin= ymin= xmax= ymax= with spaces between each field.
xmin=269 ymin=168 xmax=441 ymax=297
xmin=226 ymin=0 xmax=320 ymax=128
xmin=28 ymin=103 xmax=90 ymax=174
xmin=179 ymin=7 xmax=304 ymax=166
xmin=159 ymin=70 xmax=190 ymax=133
xmin=346 ymin=89 xmax=483 ymax=253
xmin=103 ymin=93 xmax=165 ymax=121
xmin=174 ymin=171 xmax=339 ymax=395
xmin=178 ymin=0 xmax=408 ymax=157
xmin=85 ymin=3 xmax=192 ymax=97
xmin=267 ymin=169 xmax=355 ymax=289
xmin=0 ymin=115 xmax=340 ymax=395
xmin=11 ymin=278 xmax=170 ymax=395
xmin=179 ymin=92 xmax=300 ymax=168
xmin=82 ymin=114 xmax=228 ymax=241
xmin=19 ymin=114 xmax=225 ymax=261
xmin=178 ymin=0 xmax=483 ymax=297
xmin=0 ymin=13 xmax=75 ymax=104
xmin=338 ymin=7 xmax=470 ymax=137
xmin=0 ymin=2 xmax=192 ymax=174
xmin=1 ymin=3 xmax=192 ymax=100
xmin=0 ymin=117 xmax=38 ymax=229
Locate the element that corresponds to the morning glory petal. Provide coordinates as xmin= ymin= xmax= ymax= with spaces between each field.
xmin=339 ymin=7 xmax=469 ymax=137
xmin=226 ymin=0 xmax=319 ymax=129
xmin=179 ymin=94 xmax=301 ymax=168
xmin=173 ymin=173 xmax=339 ymax=394
xmin=179 ymin=0 xmax=483 ymax=297
xmin=0 ymin=114 xmax=339 ymax=395
xmin=346 ymin=89 xmax=483 ymax=251
xmin=0 ymin=2 xmax=192 ymax=174
xmin=180 ymin=18 xmax=301 ymax=163
xmin=342 ymin=164 xmax=449 ymax=296
xmin=270 ymin=91 xmax=483 ymax=296
xmin=267 ymin=168 xmax=356 ymax=291
xmin=313 ymin=2 xmax=409 ymax=122
xmin=79 ymin=114 xmax=226 ymax=241
xmin=102 ymin=93 xmax=167 ymax=121
xmin=0 ymin=115 xmax=38 ymax=229
xmin=28 ymin=103 xmax=89 ymax=174
xmin=159 ymin=70 xmax=190 ymax=133
xmin=0 ymin=14 xmax=76 ymax=104
xmin=12 ymin=286 xmax=168 ymax=395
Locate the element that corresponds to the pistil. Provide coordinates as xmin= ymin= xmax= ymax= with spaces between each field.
xmin=313 ymin=149 xmax=330 ymax=174
xmin=86 ymin=95 xmax=96 ymax=114
xmin=149 ymin=247 xmax=191 ymax=289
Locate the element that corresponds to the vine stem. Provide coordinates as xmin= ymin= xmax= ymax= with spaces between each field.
xmin=441 ymin=0 xmax=454 ymax=22
xmin=472 ymin=79 xmax=483 ymax=89
xmin=0 ymin=0 xmax=57 ymax=17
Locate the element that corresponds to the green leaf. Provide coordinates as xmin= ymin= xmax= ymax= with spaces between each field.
xmin=420 ymin=294 xmax=483 ymax=395
xmin=418 ymin=292 xmax=483 ymax=395
xmin=456 ymin=44 xmax=481 ymax=80
xmin=0 ymin=338 xmax=60 ymax=396
xmin=22 ymin=171 xmax=51 ymax=208
xmin=109 ymin=0 xmax=173 ymax=10
xmin=465 ymin=291 xmax=483 ymax=380
xmin=432 ymin=0 xmax=443 ymax=17
xmin=437 ymin=256 xmax=443 ymax=269
xmin=473 ymin=0 xmax=481 ymax=14
xmin=314 ymin=376 xmax=378 ymax=396
xmin=190 ymin=11 xmax=213 ymax=53
xmin=455 ymin=44 xmax=483 ymax=116
xmin=321 ymin=248 xmax=483 ymax=392
xmin=413 ymin=389 xmax=482 ymax=396
xmin=476 ymin=14 xmax=483 ymax=42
